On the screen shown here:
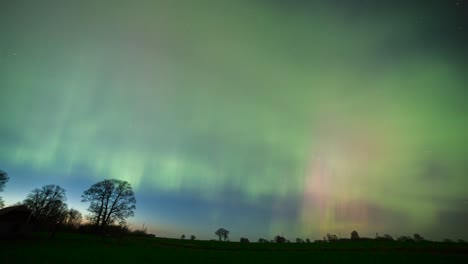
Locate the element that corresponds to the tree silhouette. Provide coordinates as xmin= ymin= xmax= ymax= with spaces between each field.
xmin=383 ymin=234 xmax=394 ymax=241
xmin=397 ymin=235 xmax=413 ymax=242
xmin=413 ymin=233 xmax=425 ymax=242
xmin=23 ymin=184 xmax=68 ymax=237
xmin=23 ymin=185 xmax=68 ymax=224
xmin=66 ymin=208 xmax=82 ymax=228
xmin=326 ymin=233 xmax=338 ymax=242
xmin=275 ymin=235 xmax=286 ymax=243
xmin=0 ymin=170 xmax=9 ymax=208
xmin=181 ymin=234 xmax=186 ymax=239
xmin=190 ymin=235 xmax=196 ymax=240
xmin=81 ymin=179 xmax=136 ymax=231
xmin=240 ymin=237 xmax=249 ymax=243
xmin=215 ymin=228 xmax=229 ymax=241
xmin=296 ymin=238 xmax=304 ymax=243
xmin=351 ymin=230 xmax=360 ymax=240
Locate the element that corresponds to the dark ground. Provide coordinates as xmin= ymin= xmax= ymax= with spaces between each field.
xmin=1 ymin=233 xmax=467 ymax=263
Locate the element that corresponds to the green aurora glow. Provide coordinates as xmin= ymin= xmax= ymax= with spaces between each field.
xmin=1 ymin=0 xmax=467 ymax=239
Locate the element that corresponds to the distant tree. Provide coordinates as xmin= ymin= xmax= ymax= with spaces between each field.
xmin=190 ymin=235 xmax=196 ymax=240
xmin=351 ymin=230 xmax=360 ymax=240
xmin=240 ymin=237 xmax=250 ymax=243
xmin=457 ymin=239 xmax=467 ymax=244
xmin=181 ymin=234 xmax=186 ymax=240
xmin=326 ymin=233 xmax=338 ymax=242
xmin=296 ymin=238 xmax=304 ymax=243
xmin=131 ymin=229 xmax=148 ymax=237
xmin=413 ymin=234 xmax=424 ymax=242
xmin=81 ymin=179 xmax=136 ymax=231
xmin=274 ymin=235 xmax=286 ymax=243
xmin=66 ymin=208 xmax=82 ymax=228
xmin=443 ymin=238 xmax=454 ymax=243
xmin=11 ymin=201 xmax=23 ymax=206
xmin=215 ymin=228 xmax=229 ymax=241
xmin=258 ymin=238 xmax=268 ymax=243
xmin=0 ymin=170 xmax=9 ymax=208
xmin=397 ymin=236 xmax=413 ymax=242
xmin=383 ymin=234 xmax=394 ymax=241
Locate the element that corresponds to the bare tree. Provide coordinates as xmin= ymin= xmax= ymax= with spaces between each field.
xmin=66 ymin=208 xmax=83 ymax=228
xmin=81 ymin=179 xmax=136 ymax=231
xmin=23 ymin=184 xmax=68 ymax=237
xmin=215 ymin=228 xmax=229 ymax=241
xmin=23 ymin=184 xmax=68 ymax=224
xmin=0 ymin=170 xmax=9 ymax=208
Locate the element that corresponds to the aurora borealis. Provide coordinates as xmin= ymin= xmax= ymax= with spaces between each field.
xmin=0 ymin=0 xmax=467 ymax=240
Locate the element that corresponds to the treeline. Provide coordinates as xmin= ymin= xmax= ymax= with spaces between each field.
xmin=0 ymin=170 xmax=150 ymax=238
xmin=240 ymin=232 xmax=467 ymax=244
xmin=2 ymin=170 xmax=467 ymax=243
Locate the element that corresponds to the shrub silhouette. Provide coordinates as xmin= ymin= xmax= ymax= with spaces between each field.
xmin=383 ymin=234 xmax=394 ymax=241
xmin=326 ymin=233 xmax=338 ymax=242
xmin=240 ymin=237 xmax=249 ymax=243
xmin=351 ymin=230 xmax=360 ymax=240
xmin=397 ymin=236 xmax=414 ymax=242
xmin=413 ymin=233 xmax=425 ymax=242
xmin=274 ymin=235 xmax=286 ymax=243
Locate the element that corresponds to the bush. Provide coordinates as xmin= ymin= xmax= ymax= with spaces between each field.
xmin=326 ymin=233 xmax=338 ymax=242
xmin=296 ymin=238 xmax=304 ymax=243
xmin=274 ymin=235 xmax=286 ymax=243
xmin=413 ymin=234 xmax=425 ymax=242
xmin=240 ymin=237 xmax=250 ymax=243
xmin=397 ymin=236 xmax=414 ymax=242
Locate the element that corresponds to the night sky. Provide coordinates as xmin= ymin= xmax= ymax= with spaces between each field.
xmin=1 ymin=0 xmax=467 ymax=241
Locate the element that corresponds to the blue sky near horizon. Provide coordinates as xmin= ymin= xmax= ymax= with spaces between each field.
xmin=1 ymin=0 xmax=467 ymax=241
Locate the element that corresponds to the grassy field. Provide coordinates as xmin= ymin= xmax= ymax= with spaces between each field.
xmin=1 ymin=233 xmax=467 ymax=263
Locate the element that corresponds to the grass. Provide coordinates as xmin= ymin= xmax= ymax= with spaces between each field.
xmin=1 ymin=232 xmax=467 ymax=263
